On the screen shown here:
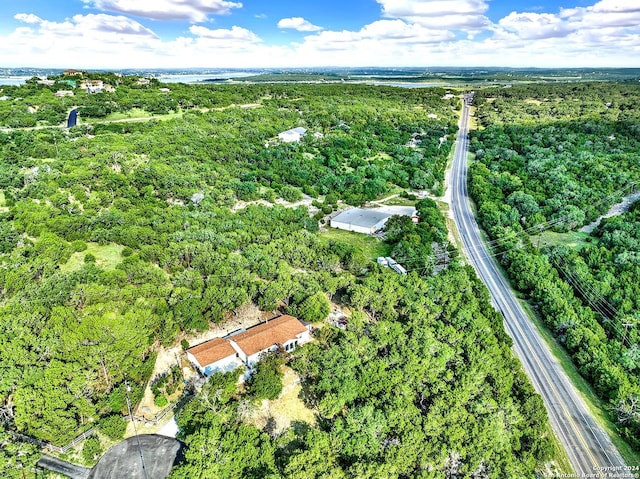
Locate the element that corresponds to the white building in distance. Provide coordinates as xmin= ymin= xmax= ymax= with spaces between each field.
xmin=278 ymin=127 xmax=307 ymax=143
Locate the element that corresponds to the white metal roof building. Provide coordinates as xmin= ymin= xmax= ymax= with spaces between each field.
xmin=330 ymin=208 xmax=393 ymax=235
xmin=278 ymin=127 xmax=307 ymax=143
xmin=330 ymin=206 xmax=418 ymax=235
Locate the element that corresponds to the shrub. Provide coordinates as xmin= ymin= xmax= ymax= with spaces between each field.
xmin=82 ymin=436 xmax=102 ymax=464
xmin=247 ymin=353 xmax=284 ymax=400
xmin=70 ymin=240 xmax=88 ymax=252
xmin=295 ymin=292 xmax=331 ymax=323
xmin=98 ymin=414 xmax=127 ymax=441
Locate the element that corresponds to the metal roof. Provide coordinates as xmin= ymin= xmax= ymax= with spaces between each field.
xmin=331 ymin=208 xmax=392 ymax=228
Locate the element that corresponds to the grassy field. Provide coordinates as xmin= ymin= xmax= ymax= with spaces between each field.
xmin=530 ymin=230 xmax=592 ymax=249
xmin=320 ymin=228 xmax=390 ymax=260
xmin=380 ymin=196 xmax=417 ymax=207
xmin=60 ymin=243 xmax=124 ymax=272
xmin=101 ymin=108 xmax=182 ymax=122
xmin=103 ymin=108 xmax=153 ymax=121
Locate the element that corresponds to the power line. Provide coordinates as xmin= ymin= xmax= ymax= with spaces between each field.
xmin=550 ymin=255 xmax=619 ymax=319
xmin=125 ymin=380 xmax=149 ymax=479
xmin=548 ymin=254 xmax=634 ymax=348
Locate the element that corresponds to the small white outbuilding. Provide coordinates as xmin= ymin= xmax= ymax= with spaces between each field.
xmin=278 ymin=127 xmax=307 ymax=143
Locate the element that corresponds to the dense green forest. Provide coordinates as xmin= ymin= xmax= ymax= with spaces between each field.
xmin=0 ymin=78 xmax=554 ymax=476
xmin=468 ymin=82 xmax=640 ymax=450
xmin=171 ymin=264 xmax=552 ymax=478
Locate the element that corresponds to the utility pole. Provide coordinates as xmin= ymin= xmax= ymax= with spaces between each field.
xmin=175 ymin=352 xmax=184 ymax=381
xmin=125 ymin=381 xmax=149 ymax=479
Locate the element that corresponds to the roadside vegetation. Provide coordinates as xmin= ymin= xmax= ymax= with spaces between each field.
xmin=468 ymin=82 xmax=640 ymax=456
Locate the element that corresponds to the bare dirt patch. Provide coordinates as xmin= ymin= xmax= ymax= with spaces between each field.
xmin=247 ymin=366 xmax=316 ymax=435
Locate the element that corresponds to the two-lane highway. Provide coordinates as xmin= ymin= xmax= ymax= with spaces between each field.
xmin=450 ymin=94 xmax=628 ymax=475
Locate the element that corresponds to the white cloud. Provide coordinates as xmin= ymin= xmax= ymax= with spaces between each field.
xmin=3 ymin=0 xmax=640 ymax=69
xmin=497 ymin=0 xmax=640 ymax=43
xmin=277 ymin=17 xmax=323 ymax=32
xmin=364 ymin=19 xmax=455 ymax=42
xmin=304 ymin=19 xmax=453 ymax=50
xmin=498 ymin=12 xmax=575 ymax=40
xmin=76 ymin=13 xmax=160 ymax=38
xmin=14 ymin=13 xmax=43 ymax=24
xmin=3 ymin=13 xmax=162 ymax=68
xmin=189 ymin=25 xmax=261 ymax=43
xmin=84 ymin=0 xmax=242 ymax=22
xmin=591 ymin=0 xmax=640 ymax=14
xmin=375 ymin=0 xmax=491 ymax=30
xmin=14 ymin=12 xmax=159 ymax=39
xmin=561 ymin=0 xmax=640 ymax=29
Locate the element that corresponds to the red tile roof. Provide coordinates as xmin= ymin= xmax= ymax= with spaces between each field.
xmin=230 ymin=315 xmax=307 ymax=357
xmin=187 ymin=338 xmax=236 ymax=367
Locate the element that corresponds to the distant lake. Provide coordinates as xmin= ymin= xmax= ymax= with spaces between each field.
xmin=0 ymin=74 xmax=439 ymax=88
xmin=0 ymin=72 xmax=262 ymax=86
xmin=0 ymin=76 xmax=31 ymax=86
xmin=154 ymin=72 xmax=262 ymax=83
xmin=372 ymin=82 xmax=444 ymax=88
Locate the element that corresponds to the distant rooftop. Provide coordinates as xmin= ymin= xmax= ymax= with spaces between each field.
xmin=278 ymin=127 xmax=307 ymax=142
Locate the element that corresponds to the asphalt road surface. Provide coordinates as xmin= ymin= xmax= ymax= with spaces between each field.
xmin=450 ymin=94 xmax=629 ymax=476
xmin=37 ymin=455 xmax=91 ymax=479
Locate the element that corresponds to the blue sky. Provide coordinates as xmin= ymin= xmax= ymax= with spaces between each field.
xmin=1 ymin=0 xmax=638 ymax=68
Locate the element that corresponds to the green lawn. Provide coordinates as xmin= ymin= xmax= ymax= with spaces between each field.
xmin=530 ymin=230 xmax=592 ymax=249
xmin=103 ymin=108 xmax=153 ymax=121
xmin=320 ymin=228 xmax=390 ymax=260
xmin=60 ymin=243 xmax=124 ymax=272
xmin=100 ymin=108 xmax=182 ymax=122
xmin=380 ymin=196 xmax=417 ymax=207
xmin=366 ymin=152 xmax=393 ymax=162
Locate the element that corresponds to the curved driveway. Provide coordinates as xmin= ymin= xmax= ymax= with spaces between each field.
xmin=450 ymin=95 xmax=628 ymax=476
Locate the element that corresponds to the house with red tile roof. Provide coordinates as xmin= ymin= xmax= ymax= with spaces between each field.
xmin=229 ymin=315 xmax=311 ymax=367
xmin=186 ymin=337 xmax=242 ymax=376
